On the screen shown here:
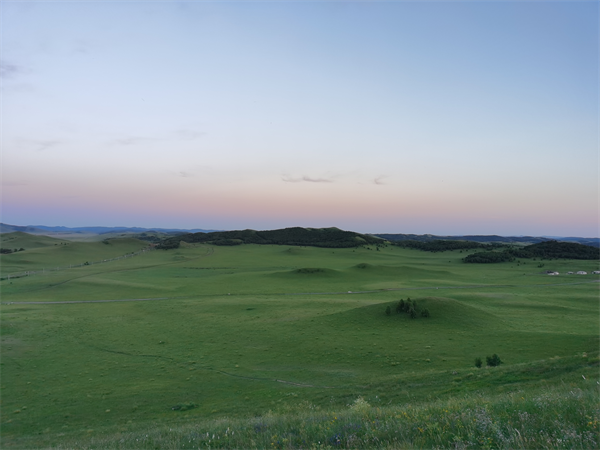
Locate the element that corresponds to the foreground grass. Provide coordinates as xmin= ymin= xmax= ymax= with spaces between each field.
xmin=22 ymin=379 xmax=600 ymax=449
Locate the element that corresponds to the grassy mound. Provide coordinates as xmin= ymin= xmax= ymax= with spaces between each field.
xmin=0 ymin=236 xmax=150 ymax=276
xmin=294 ymin=267 xmax=328 ymax=274
xmin=336 ymin=296 xmax=504 ymax=331
xmin=272 ymin=267 xmax=340 ymax=277
xmin=0 ymin=231 xmax=68 ymax=250
xmin=282 ymin=247 xmax=307 ymax=255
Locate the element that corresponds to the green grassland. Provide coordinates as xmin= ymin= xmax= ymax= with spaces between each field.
xmin=0 ymin=232 xmax=150 ymax=277
xmin=1 ymin=238 xmax=598 ymax=448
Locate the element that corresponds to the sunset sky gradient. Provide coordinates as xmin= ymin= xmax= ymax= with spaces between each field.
xmin=2 ymin=1 xmax=598 ymax=236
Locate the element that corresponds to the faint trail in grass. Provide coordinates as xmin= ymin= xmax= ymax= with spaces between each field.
xmin=91 ymin=346 xmax=174 ymax=360
xmin=3 ymin=245 xmax=216 ymax=294
xmin=92 ymin=345 xmax=335 ymax=388
xmin=4 ymin=297 xmax=171 ymax=305
xmin=2 ymin=355 xmax=23 ymax=368
xmin=3 ymin=279 xmax=598 ymax=305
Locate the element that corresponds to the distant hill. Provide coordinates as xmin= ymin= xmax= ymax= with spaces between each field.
xmin=373 ymin=233 xmax=599 ymax=248
xmin=464 ymin=240 xmax=600 ymax=263
xmin=3 ymin=223 xmax=597 ymax=248
xmin=389 ymin=239 xmax=504 ymax=252
xmin=0 ymin=231 xmax=68 ymax=253
xmin=158 ymin=227 xmax=385 ymax=249
xmin=0 ymin=223 xmax=219 ymax=240
xmin=0 ymin=224 xmax=47 ymax=234
xmin=25 ymin=225 xmax=219 ymax=234
xmin=510 ymin=240 xmax=600 ymax=260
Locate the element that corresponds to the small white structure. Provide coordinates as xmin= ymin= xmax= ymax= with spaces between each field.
xmin=577 ymin=271 xmax=588 ymax=275
xmin=548 ymin=272 xmax=559 ymax=276
xmin=593 ymin=271 xmax=600 ymax=275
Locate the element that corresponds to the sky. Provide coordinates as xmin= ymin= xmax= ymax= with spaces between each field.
xmin=1 ymin=1 xmax=598 ymax=236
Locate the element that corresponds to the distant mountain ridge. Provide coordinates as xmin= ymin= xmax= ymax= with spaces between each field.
xmin=1 ymin=223 xmax=597 ymax=247
xmin=0 ymin=223 xmax=219 ymax=235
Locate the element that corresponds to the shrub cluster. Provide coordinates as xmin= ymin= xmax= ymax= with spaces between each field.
xmin=385 ymin=298 xmax=430 ymax=319
xmin=475 ymin=354 xmax=502 ymax=367
xmin=0 ymin=247 xmax=24 ymax=254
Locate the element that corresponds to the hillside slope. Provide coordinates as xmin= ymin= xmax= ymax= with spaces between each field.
xmin=158 ymin=227 xmax=385 ymax=249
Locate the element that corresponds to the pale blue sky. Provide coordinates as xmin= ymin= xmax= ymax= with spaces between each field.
xmin=2 ymin=1 xmax=598 ymax=236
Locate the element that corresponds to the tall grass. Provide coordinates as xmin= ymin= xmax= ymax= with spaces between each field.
xmin=42 ymin=382 xmax=598 ymax=449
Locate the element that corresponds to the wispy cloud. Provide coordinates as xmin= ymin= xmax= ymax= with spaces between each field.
xmin=174 ymin=129 xmax=206 ymax=140
xmin=178 ymin=171 xmax=193 ymax=178
xmin=0 ymin=61 xmax=22 ymax=79
xmin=374 ymin=176 xmax=388 ymax=185
xmin=37 ymin=140 xmax=61 ymax=151
xmin=72 ymin=39 xmax=93 ymax=55
xmin=110 ymin=136 xmax=159 ymax=146
xmin=109 ymin=129 xmax=205 ymax=146
xmin=16 ymin=139 xmax=62 ymax=151
xmin=282 ymin=175 xmax=333 ymax=183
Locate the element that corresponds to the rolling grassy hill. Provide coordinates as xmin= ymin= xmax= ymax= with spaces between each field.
xmin=0 ymin=233 xmax=150 ymax=277
xmin=1 ymin=235 xmax=598 ymax=448
xmin=158 ymin=227 xmax=385 ymax=249
xmin=1 ymin=231 xmax=69 ymax=250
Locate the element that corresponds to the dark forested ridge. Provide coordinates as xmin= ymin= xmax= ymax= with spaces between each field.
xmin=462 ymin=251 xmax=516 ymax=264
xmin=157 ymin=227 xmax=385 ymax=249
xmin=390 ymin=239 xmax=504 ymax=252
xmin=464 ymin=240 xmax=600 ymax=263
xmin=374 ymin=233 xmax=600 ymax=247
xmin=509 ymin=240 xmax=600 ymax=260
xmin=374 ymin=233 xmax=548 ymax=244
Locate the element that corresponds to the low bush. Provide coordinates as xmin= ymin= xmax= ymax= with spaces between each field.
xmin=486 ymin=354 xmax=502 ymax=367
xmin=392 ymin=298 xmax=430 ymax=319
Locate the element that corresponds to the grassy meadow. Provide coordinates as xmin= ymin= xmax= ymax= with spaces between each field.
xmin=1 ymin=234 xmax=598 ymax=448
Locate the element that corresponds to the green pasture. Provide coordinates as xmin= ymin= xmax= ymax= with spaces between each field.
xmin=1 ymin=238 xmax=598 ymax=448
xmin=0 ymin=232 xmax=149 ymax=277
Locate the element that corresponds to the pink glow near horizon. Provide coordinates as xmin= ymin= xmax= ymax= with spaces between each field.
xmin=2 ymin=2 xmax=598 ymax=236
xmin=3 ymin=180 xmax=598 ymax=236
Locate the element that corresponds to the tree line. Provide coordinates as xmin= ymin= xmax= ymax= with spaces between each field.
xmin=157 ymin=227 xmax=385 ymax=250
xmin=464 ymin=240 xmax=599 ymax=263
xmin=390 ymin=240 xmax=504 ymax=253
xmin=1 ymin=247 xmax=25 ymax=254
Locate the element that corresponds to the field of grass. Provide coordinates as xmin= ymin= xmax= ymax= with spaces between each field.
xmin=0 ymin=232 xmax=150 ymax=277
xmin=1 ymin=238 xmax=598 ymax=448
